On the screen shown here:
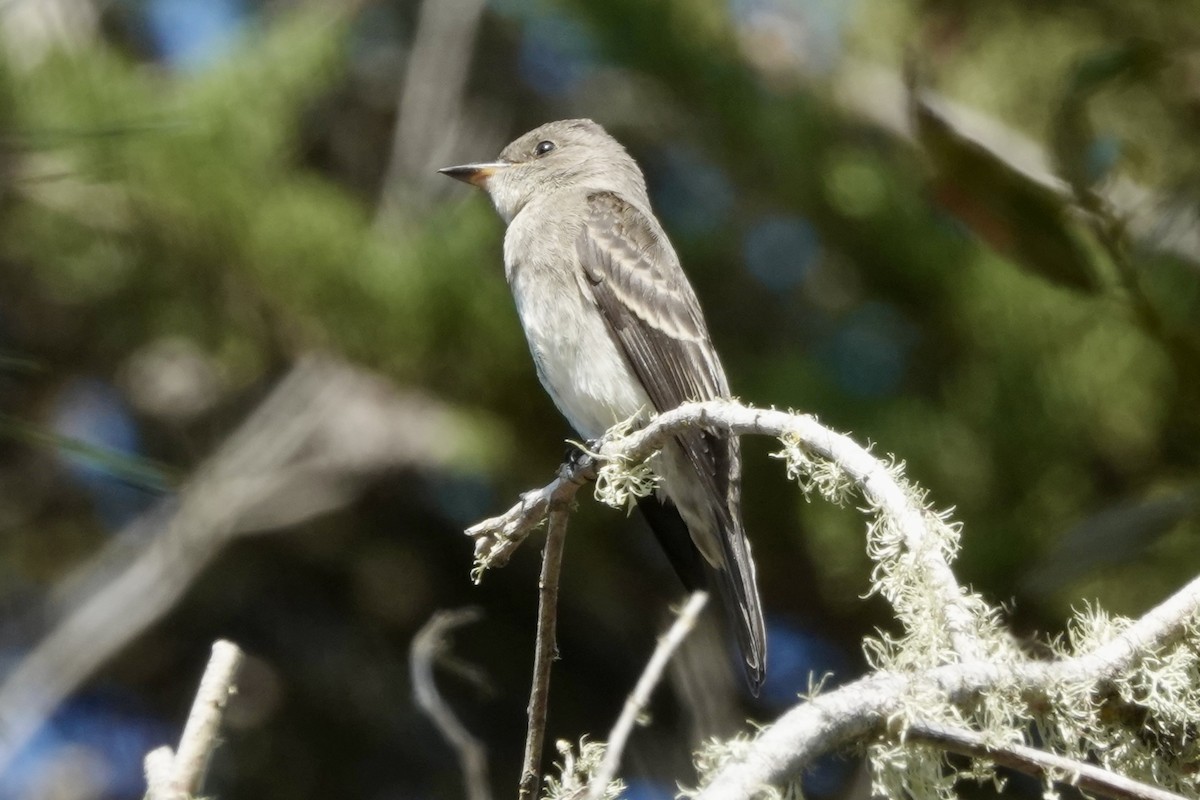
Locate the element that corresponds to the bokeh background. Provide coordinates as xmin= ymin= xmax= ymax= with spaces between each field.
xmin=1 ymin=0 xmax=1199 ymax=798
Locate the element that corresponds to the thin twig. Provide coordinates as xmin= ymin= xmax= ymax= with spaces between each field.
xmin=907 ymin=719 xmax=1188 ymax=800
xmin=410 ymin=608 xmax=492 ymax=800
xmin=144 ymin=640 xmax=244 ymax=800
xmin=586 ymin=590 xmax=710 ymax=800
xmin=517 ymin=499 xmax=571 ymax=800
xmin=466 ymin=456 xmax=595 ymax=578
xmin=171 ymin=640 xmax=244 ymax=795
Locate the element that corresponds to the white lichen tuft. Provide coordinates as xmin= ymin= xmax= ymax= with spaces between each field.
xmin=543 ymin=739 xmax=624 ymax=800
xmin=585 ymin=414 xmax=662 ymax=513
xmin=773 ymin=428 xmax=853 ymax=506
xmin=776 ymin=425 xmax=1036 ymax=799
xmin=683 ymin=734 xmax=804 ymax=800
xmin=1035 ymin=604 xmax=1200 ymax=799
xmin=593 ymin=458 xmax=660 ymax=512
xmin=470 ymin=526 xmax=534 ymax=584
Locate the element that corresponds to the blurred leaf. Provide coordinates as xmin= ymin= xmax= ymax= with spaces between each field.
xmin=1052 ymin=39 xmax=1167 ymax=194
xmin=914 ymin=96 xmax=1100 ymax=292
xmin=1020 ymin=488 xmax=1200 ymax=599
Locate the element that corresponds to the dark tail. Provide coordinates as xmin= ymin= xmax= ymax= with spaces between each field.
xmin=714 ymin=512 xmax=767 ymax=694
xmin=638 ymin=496 xmax=767 ymax=695
xmin=637 ymin=495 xmax=707 ymax=592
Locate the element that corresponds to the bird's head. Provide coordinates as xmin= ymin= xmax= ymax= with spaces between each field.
xmin=439 ymin=119 xmax=649 ymax=223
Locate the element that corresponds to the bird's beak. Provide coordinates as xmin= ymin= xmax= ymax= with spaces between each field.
xmin=438 ymin=161 xmax=508 ymax=188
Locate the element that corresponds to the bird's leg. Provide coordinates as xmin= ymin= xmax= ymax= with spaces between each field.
xmin=559 ymin=440 xmax=597 ymax=482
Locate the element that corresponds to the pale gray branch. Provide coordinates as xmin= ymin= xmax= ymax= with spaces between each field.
xmin=696 ymin=575 xmax=1200 ymax=800
xmin=411 ymin=608 xmax=491 ymax=800
xmin=586 ymin=590 xmax=710 ymax=800
xmin=466 ymin=401 xmax=1200 ymax=800
xmin=469 ymin=400 xmax=978 ymax=658
xmin=466 ymin=456 xmax=595 ymax=578
xmin=144 ymin=639 xmax=244 ymax=800
xmin=375 ymin=0 xmax=489 ymax=222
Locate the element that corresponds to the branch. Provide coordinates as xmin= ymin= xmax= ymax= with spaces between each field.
xmin=144 ymin=639 xmax=244 ymax=800
xmin=586 ymin=590 xmax=710 ymax=800
xmin=834 ymin=61 xmax=1200 ymax=270
xmin=410 ymin=608 xmax=491 ymax=800
xmin=466 ymin=456 xmax=594 ymax=580
xmin=517 ymin=494 xmax=573 ymax=800
xmin=907 ymin=719 xmax=1188 ymax=800
xmin=374 ymin=0 xmax=489 ymax=221
xmin=610 ymin=400 xmax=982 ymax=661
xmin=695 ymin=575 xmax=1200 ymax=800
xmin=470 ymin=401 xmax=978 ymax=659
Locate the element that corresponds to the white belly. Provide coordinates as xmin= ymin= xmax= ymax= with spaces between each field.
xmin=509 ymin=264 xmax=650 ymax=439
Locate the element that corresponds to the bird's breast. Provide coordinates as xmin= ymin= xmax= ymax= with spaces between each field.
xmin=504 ymin=223 xmax=650 ymax=440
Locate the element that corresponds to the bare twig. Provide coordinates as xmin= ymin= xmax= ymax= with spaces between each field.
xmin=517 ymin=498 xmax=572 ymax=800
xmin=144 ymin=640 xmax=244 ymax=800
xmin=410 ymin=608 xmax=492 ymax=800
xmin=466 ymin=456 xmax=595 ymax=578
xmin=694 ymin=575 xmax=1200 ymax=800
xmin=170 ymin=640 xmax=244 ymax=795
xmin=907 ymin=719 xmax=1188 ymax=800
xmin=586 ymin=590 xmax=710 ymax=800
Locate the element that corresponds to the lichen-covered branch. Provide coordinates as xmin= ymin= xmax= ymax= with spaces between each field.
xmin=468 ymin=400 xmax=983 ymax=662
xmin=693 ymin=576 xmax=1200 ymax=800
xmin=467 ymin=400 xmax=1200 ymax=800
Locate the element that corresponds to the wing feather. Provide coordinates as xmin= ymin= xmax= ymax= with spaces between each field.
xmin=575 ymin=191 xmax=765 ymax=690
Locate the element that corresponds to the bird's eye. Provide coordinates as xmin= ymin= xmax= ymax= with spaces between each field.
xmin=534 ymin=140 xmax=556 ymax=157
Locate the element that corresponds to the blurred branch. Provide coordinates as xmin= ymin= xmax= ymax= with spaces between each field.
xmin=695 ymin=574 xmax=1200 ymax=799
xmin=517 ymin=497 xmax=571 ymax=800
xmin=144 ymin=639 xmax=244 ymax=800
xmin=0 ymin=0 xmax=97 ymax=70
xmin=0 ymin=356 xmax=485 ymax=776
xmin=411 ymin=608 xmax=491 ymax=800
xmin=906 ymin=719 xmax=1187 ymax=800
xmin=585 ymin=590 xmax=709 ymax=800
xmin=375 ymin=0 xmax=489 ymax=222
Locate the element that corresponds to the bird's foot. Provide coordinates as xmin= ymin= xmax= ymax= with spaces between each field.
xmin=558 ymin=440 xmax=598 ymax=482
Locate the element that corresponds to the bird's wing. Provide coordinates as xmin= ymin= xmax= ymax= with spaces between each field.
xmin=575 ymin=191 xmax=732 ymax=507
xmin=575 ymin=190 xmax=765 ymax=690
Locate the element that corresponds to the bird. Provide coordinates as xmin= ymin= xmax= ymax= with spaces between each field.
xmin=439 ymin=119 xmax=766 ymax=693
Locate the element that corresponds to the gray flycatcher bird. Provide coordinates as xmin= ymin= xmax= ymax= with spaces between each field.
xmin=440 ymin=119 xmax=766 ymax=692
